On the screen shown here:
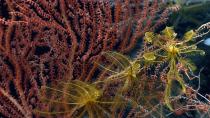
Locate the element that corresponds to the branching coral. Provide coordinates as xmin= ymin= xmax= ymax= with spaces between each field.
xmin=1 ymin=0 xmax=209 ymax=118
xmin=0 ymin=0 xmax=172 ymax=117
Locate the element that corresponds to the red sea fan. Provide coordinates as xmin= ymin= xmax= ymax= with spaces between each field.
xmin=0 ymin=0 xmax=172 ymax=117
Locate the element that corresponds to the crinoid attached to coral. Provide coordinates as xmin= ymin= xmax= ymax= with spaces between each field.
xmin=95 ymin=51 xmax=142 ymax=93
xmin=34 ymin=80 xmax=118 ymax=118
xmin=141 ymin=26 xmax=205 ymax=110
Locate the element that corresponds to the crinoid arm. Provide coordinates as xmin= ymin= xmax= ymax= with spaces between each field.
xmin=95 ymin=51 xmax=139 ymax=84
xmin=101 ymin=51 xmax=131 ymax=68
xmin=179 ymin=58 xmax=197 ymax=71
xmin=35 ymin=80 xmax=118 ymax=118
xmin=161 ymin=26 xmax=177 ymax=39
xmin=164 ymin=79 xmax=173 ymax=111
xmin=94 ymin=51 xmax=133 ymax=82
xmin=34 ymin=83 xmax=83 ymax=116
xmin=179 ymin=49 xmax=205 ymax=56
xmin=143 ymin=52 xmax=156 ymax=61
xmin=144 ymin=32 xmax=156 ymax=43
xmin=183 ymin=30 xmax=196 ymax=42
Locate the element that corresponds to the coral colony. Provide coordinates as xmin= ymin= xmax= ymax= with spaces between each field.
xmin=0 ymin=0 xmax=209 ymax=118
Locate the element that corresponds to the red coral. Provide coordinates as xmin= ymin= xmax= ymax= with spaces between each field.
xmin=0 ymin=0 xmax=171 ymax=117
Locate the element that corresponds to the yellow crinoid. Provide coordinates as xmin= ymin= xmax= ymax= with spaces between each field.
xmin=143 ymin=26 xmax=205 ymax=110
xmin=96 ymin=51 xmax=141 ymax=92
xmin=34 ymin=80 xmax=116 ymax=118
